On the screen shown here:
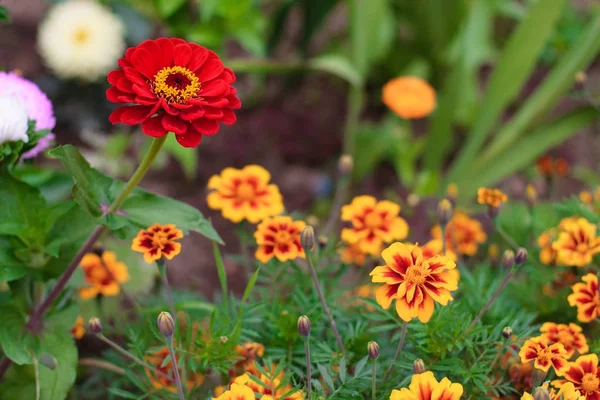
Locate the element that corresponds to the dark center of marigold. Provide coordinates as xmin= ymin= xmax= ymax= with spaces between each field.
xmin=85 ymin=263 xmax=112 ymax=286
xmin=153 ymin=66 xmax=200 ymax=103
xmin=404 ymin=266 xmax=427 ymax=286
xmin=237 ymin=183 xmax=256 ymax=201
xmin=364 ymin=212 xmax=383 ymax=228
xmin=151 ymin=231 xmax=171 ymax=249
xmin=581 ymin=373 xmax=600 ymax=393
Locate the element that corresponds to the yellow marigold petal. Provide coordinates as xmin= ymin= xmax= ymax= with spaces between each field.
xmin=109 ymin=261 xmax=130 ymax=283
xmin=100 ymin=281 xmax=121 ymax=297
xmin=415 ymin=295 xmax=435 ymax=323
xmin=207 ymin=174 xmax=222 ymax=190
xmin=79 ymin=286 xmax=99 ymax=299
xmin=375 ymin=200 xmax=401 ymax=217
xmin=432 ymin=377 xmax=464 ymax=400
xmin=407 ymin=371 xmax=437 ymax=398
xmin=389 ymin=388 xmax=419 ymax=400
xmin=375 ymin=284 xmax=396 ymax=310
xmin=242 ymin=165 xmax=271 ymax=185
xmin=80 ymin=253 xmax=101 ymax=268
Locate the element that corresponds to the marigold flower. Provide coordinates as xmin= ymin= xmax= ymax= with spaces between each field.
xmin=538 ymin=229 xmax=557 ymax=265
xmin=537 ymin=155 xmax=554 ymax=176
xmin=554 ymin=354 xmax=600 ymax=399
xmin=523 ymin=382 xmax=585 ymax=400
xmin=477 ymin=187 xmax=508 ymax=208
xmin=552 ymin=218 xmax=600 ymax=267
xmin=568 ymin=273 xmax=600 ymax=323
xmin=420 ymin=239 xmax=457 ymax=262
xmin=370 ymin=242 xmax=457 ymax=323
xmin=254 ymin=216 xmax=305 ymax=263
xmin=431 ymin=212 xmax=487 ymax=256
xmin=341 ymin=195 xmax=408 ymax=256
xmin=382 ymin=76 xmax=436 ymax=119
xmin=519 ymin=337 xmax=569 ymax=375
xmin=233 ymin=372 xmax=304 ymax=399
xmin=145 ymin=346 xmax=204 ymax=392
xmin=131 ymin=223 xmax=183 ymax=263
xmin=555 ymin=158 xmax=569 ymax=176
xmin=580 ymin=191 xmax=593 ymax=205
xmin=107 ymin=38 xmax=240 ymax=148
xmin=79 ymin=251 xmax=129 ymax=299
xmin=70 ymin=316 xmax=85 ymax=340
xmin=389 ymin=371 xmax=463 ymax=400
xmin=338 ymin=242 xmax=367 ymax=266
xmin=207 ymin=165 xmax=284 ymax=224
xmin=540 ymin=323 xmax=589 ymax=359
xmin=213 ymin=382 xmax=256 ymax=400
xmin=231 ymin=342 xmax=265 ymax=377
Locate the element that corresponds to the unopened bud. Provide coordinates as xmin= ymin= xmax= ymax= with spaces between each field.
xmin=367 ymin=341 xmax=379 ymax=360
xmin=39 ymin=353 xmax=58 ymax=370
xmin=575 ymin=71 xmax=587 ymax=84
xmin=301 ymin=226 xmax=315 ymax=252
xmin=88 ymin=317 xmax=103 ymax=334
xmin=298 ymin=315 xmax=311 ymax=337
xmin=501 ymin=250 xmax=515 ymax=270
xmin=533 ymin=387 xmax=550 ymax=400
xmin=502 ymin=326 xmax=513 ymax=339
xmin=338 ymin=155 xmax=353 ymax=176
xmin=413 ymin=359 xmax=426 ymax=374
xmin=515 ymin=247 xmax=528 ymax=265
xmin=157 ymin=312 xmax=175 ymax=338
xmin=219 ymin=336 xmax=228 ymax=343
xmin=437 ymin=199 xmax=453 ymax=225
xmin=407 ymin=193 xmax=420 ymax=207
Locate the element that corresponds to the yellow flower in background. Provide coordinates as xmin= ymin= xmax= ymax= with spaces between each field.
xmin=70 ymin=316 xmax=85 ymax=340
xmin=79 ymin=251 xmax=129 ymax=300
xmin=552 ymin=218 xmax=600 ymax=267
xmin=370 ymin=243 xmax=457 ymax=323
xmin=537 ymin=229 xmax=557 ymax=265
xmin=382 ymin=76 xmax=436 ymax=119
xmin=254 ymin=216 xmax=305 ymax=263
xmin=568 ymin=273 xmax=600 ymax=323
xmin=213 ymin=382 xmax=255 ymax=400
xmin=338 ymin=242 xmax=367 ymax=266
xmin=446 ymin=183 xmax=459 ymax=200
xmin=341 ymin=195 xmax=408 ymax=256
xmin=431 ymin=212 xmax=487 ymax=256
xmin=131 ymin=223 xmax=183 ymax=263
xmin=580 ymin=191 xmax=593 ymax=204
xmin=233 ymin=371 xmax=305 ymax=400
xmin=518 ymin=337 xmax=569 ymax=375
xmin=539 ymin=322 xmax=589 ymax=359
xmin=207 ymin=165 xmax=284 ymax=224
xmin=477 ymin=187 xmax=508 ymax=208
xmin=389 ymin=371 xmax=463 ymax=400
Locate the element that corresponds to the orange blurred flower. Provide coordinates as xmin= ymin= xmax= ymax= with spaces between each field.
xmin=145 ymin=346 xmax=204 ymax=392
xmin=341 ymin=195 xmax=408 ymax=256
xmin=446 ymin=183 xmax=459 ymax=200
xmin=555 ymin=158 xmax=569 ymax=176
xmin=213 ymin=382 xmax=255 ymax=400
xmin=420 ymin=239 xmax=457 ymax=262
xmin=536 ymin=155 xmax=569 ymax=177
xmin=431 ymin=212 xmax=487 ymax=256
xmin=539 ymin=323 xmax=589 ymax=359
xmin=537 ymin=229 xmax=557 ymax=265
xmin=370 ymin=242 xmax=457 ymax=323
xmin=231 ymin=342 xmax=265 ymax=377
xmin=519 ymin=337 xmax=569 ymax=375
xmin=233 ymin=371 xmax=304 ymax=400
xmin=338 ymin=242 xmax=367 ymax=266
xmin=522 ymin=382 xmax=584 ymax=400
xmin=554 ymin=353 xmax=600 ymax=399
xmin=70 ymin=316 xmax=85 ymax=340
xmin=207 ymin=165 xmax=284 ymax=224
xmin=389 ymin=371 xmax=463 ymax=399
xmin=79 ymin=251 xmax=129 ymax=299
xmin=552 ymin=218 xmax=600 ymax=267
xmin=254 ymin=216 xmax=305 ymax=263
xmin=382 ymin=76 xmax=436 ymax=119
xmin=477 ymin=187 xmax=508 ymax=208
xmin=580 ymin=191 xmax=593 ymax=205
xmin=568 ymin=273 xmax=600 ymax=323
xmin=131 ymin=223 xmax=183 ymax=263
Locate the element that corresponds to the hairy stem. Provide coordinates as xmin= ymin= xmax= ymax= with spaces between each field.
xmin=384 ymin=321 xmax=408 ymax=380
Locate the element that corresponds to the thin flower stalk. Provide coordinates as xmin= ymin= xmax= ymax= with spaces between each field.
xmin=465 ymin=269 xmax=514 ymax=334
xmin=372 ymin=359 xmax=377 ymax=400
xmin=165 ymin=338 xmax=185 ymax=400
xmin=304 ymin=337 xmax=311 ymax=399
xmin=384 ymin=321 xmax=408 ymax=380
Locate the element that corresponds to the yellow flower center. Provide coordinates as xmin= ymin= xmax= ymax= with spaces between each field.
xmin=73 ymin=27 xmax=90 ymax=45
xmin=577 ymin=243 xmax=589 ymax=253
xmin=581 ymin=373 xmax=600 ymax=393
xmin=275 ymin=231 xmax=292 ymax=244
xmin=152 ymin=231 xmax=171 ymax=249
xmin=364 ymin=212 xmax=383 ymax=228
xmin=404 ymin=266 xmax=427 ymax=285
xmin=152 ymin=66 xmax=201 ymax=103
xmin=536 ymin=349 xmax=552 ymax=365
xmin=237 ymin=183 xmax=256 ymax=201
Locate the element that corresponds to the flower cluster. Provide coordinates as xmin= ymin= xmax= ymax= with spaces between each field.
xmin=389 ymin=371 xmax=463 ymax=399
xmin=254 ymin=216 xmax=306 ymax=263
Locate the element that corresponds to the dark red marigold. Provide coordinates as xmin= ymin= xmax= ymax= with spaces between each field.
xmin=106 ymin=38 xmax=241 ymax=148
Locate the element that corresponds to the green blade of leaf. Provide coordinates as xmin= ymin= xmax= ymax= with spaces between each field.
xmin=213 ymin=241 xmax=229 ymax=312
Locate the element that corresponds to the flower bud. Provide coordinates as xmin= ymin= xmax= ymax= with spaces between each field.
xmin=501 ymin=250 xmax=515 ymax=270
xmin=157 ymin=311 xmax=175 ymax=338
xmin=338 ymin=155 xmax=353 ymax=176
xmin=298 ymin=315 xmax=311 ymax=337
xmin=367 ymin=341 xmax=379 ymax=360
xmin=407 ymin=193 xmax=420 ymax=207
xmin=39 ymin=353 xmax=58 ymax=370
xmin=446 ymin=183 xmax=458 ymax=202
xmin=533 ymin=387 xmax=550 ymax=400
xmin=219 ymin=336 xmax=228 ymax=343
xmin=88 ymin=317 xmax=103 ymax=334
xmin=502 ymin=326 xmax=513 ymax=339
xmin=436 ymin=199 xmax=453 ymax=225
xmin=515 ymin=247 xmax=528 ymax=266
xmin=318 ymin=235 xmax=328 ymax=249
xmin=413 ymin=359 xmax=426 ymax=374
xmin=301 ymin=226 xmax=315 ymax=252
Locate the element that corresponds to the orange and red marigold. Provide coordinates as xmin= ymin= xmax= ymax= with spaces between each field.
xmin=79 ymin=251 xmax=129 ymax=299
xmin=477 ymin=187 xmax=508 ymax=208
xmin=552 ymin=218 xmax=600 ymax=267
xmin=518 ymin=337 xmax=569 ymax=375
xmin=341 ymin=195 xmax=408 ymax=256
xmin=254 ymin=216 xmax=306 ymax=263
xmin=568 ymin=273 xmax=600 ymax=323
xmin=389 ymin=371 xmax=463 ymax=400
xmin=554 ymin=353 xmax=600 ymax=399
xmin=107 ymin=38 xmax=240 ymax=148
xmin=540 ymin=322 xmax=589 ymax=359
xmin=207 ymin=165 xmax=284 ymax=224
xmin=70 ymin=316 xmax=85 ymax=340
xmin=431 ymin=212 xmax=487 ymax=257
xmin=370 ymin=242 xmax=458 ymax=323
xmin=131 ymin=223 xmax=183 ymax=263
xmin=145 ymin=346 xmax=204 ymax=392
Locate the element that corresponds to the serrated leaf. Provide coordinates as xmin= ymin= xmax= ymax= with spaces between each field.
xmin=354 ymin=356 xmax=368 ymax=376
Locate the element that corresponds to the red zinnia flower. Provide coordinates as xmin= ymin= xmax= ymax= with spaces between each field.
xmin=106 ymin=38 xmax=241 ymax=148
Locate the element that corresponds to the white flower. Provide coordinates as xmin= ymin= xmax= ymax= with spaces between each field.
xmin=0 ymin=96 xmax=29 ymax=145
xmin=37 ymin=0 xmax=126 ymax=82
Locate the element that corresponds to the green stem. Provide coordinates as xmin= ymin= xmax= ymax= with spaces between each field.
xmin=371 ymin=359 xmax=377 ymax=400
xmin=304 ymin=338 xmax=312 ymax=399
xmin=384 ymin=321 xmax=408 ymax=380
xmin=343 ymin=87 xmax=364 ymax=157
xmin=165 ymin=338 xmax=185 ymax=400
xmin=107 ymin=135 xmax=167 ymax=214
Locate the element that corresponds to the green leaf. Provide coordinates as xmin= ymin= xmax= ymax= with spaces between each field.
xmin=153 ymin=0 xmax=186 ymax=18
xmin=108 ymin=388 xmax=139 ymax=399
xmin=0 ymin=307 xmax=36 ymax=365
xmin=308 ymin=54 xmax=363 ymax=87
xmin=38 ymin=330 xmax=78 ymax=400
xmin=0 ymin=5 xmax=8 ymax=21
xmin=0 ymin=237 xmax=28 ymax=281
xmin=0 ymin=170 xmax=48 ymax=237
xmin=496 ymin=202 xmax=532 ymax=246
xmin=213 ymin=242 xmax=229 ymax=311
xmin=447 ymin=0 xmax=565 ymax=182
